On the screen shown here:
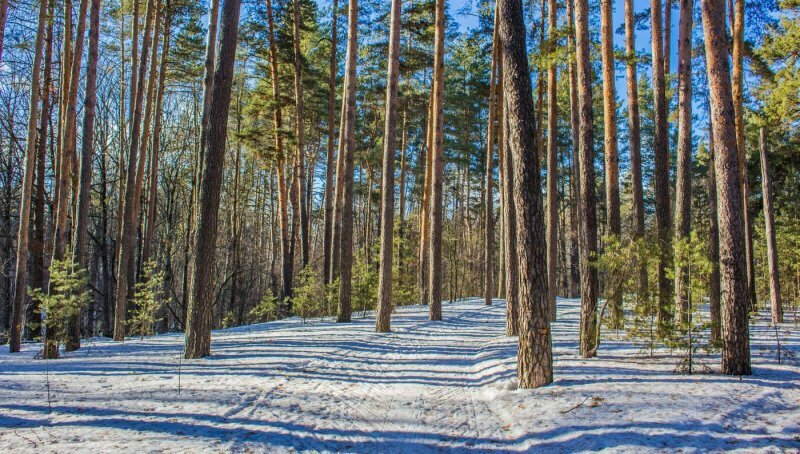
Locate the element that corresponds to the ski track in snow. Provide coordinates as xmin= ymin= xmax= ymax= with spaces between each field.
xmin=1 ymin=298 xmax=799 ymax=452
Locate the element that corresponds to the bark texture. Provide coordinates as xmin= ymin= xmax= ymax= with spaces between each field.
xmin=498 ymin=0 xmax=553 ymax=389
xmin=376 ymin=0 xmax=402 ymax=333
xmin=759 ymin=128 xmax=782 ymax=324
xmin=185 ymin=0 xmax=242 ymax=359
xmin=546 ymin=0 xmax=558 ymax=322
xmin=701 ymin=0 xmax=751 ymax=374
xmin=428 ymin=0 xmax=445 ymax=321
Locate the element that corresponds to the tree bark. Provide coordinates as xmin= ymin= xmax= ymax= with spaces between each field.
xmin=292 ymin=0 xmax=309 ymax=268
xmin=575 ymin=0 xmax=599 ymax=357
xmin=418 ymin=87 xmax=434 ymax=306
xmin=143 ymin=6 xmax=172 ymax=264
xmin=9 ymin=0 xmax=47 ymax=353
xmin=500 ymin=60 xmax=519 ymax=336
xmin=708 ymin=121 xmax=721 ymax=343
xmin=546 ymin=0 xmax=558 ymax=322
xmin=485 ymin=6 xmax=499 ymax=308
xmin=336 ymin=0 xmax=358 ymax=323
xmin=323 ymin=0 xmax=338 ymax=285
xmin=498 ymin=0 xmax=553 ymax=389
xmin=731 ymin=0 xmax=756 ymax=312
xmin=674 ymin=0 xmax=693 ymax=326
xmin=0 ymin=0 xmax=9 ymax=66
xmin=376 ymin=0 xmax=402 ymax=333
xmin=113 ymin=0 xmax=156 ymax=341
xmin=651 ymin=0 xmax=673 ymax=330
xmin=625 ymin=0 xmax=647 ymax=301
xmin=428 ymin=0 xmax=445 ymax=321
xmin=567 ymin=0 xmax=581 ymax=298
xmin=184 ymin=0 xmax=242 ymax=358
xmin=701 ymin=0 xmax=751 ymax=375
xmin=69 ymin=0 xmax=102 ymax=352
xmin=759 ymin=128 xmax=782 ymax=324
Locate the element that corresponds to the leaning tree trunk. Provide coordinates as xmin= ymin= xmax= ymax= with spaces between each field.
xmin=708 ymin=120 xmax=721 ymax=343
xmin=574 ymin=0 xmax=599 ymax=357
xmin=323 ymin=0 xmax=338 ymax=285
xmin=484 ymin=7 xmax=499 ymax=308
xmin=674 ymin=0 xmax=693 ymax=327
xmin=184 ymin=0 xmax=242 ymax=359
xmin=701 ymin=0 xmax=751 ymax=375
xmin=428 ymin=0 xmax=446 ymax=321
xmin=375 ymin=0 xmax=402 ymax=333
xmin=69 ymin=0 xmax=102 ymax=352
xmin=546 ymin=0 xmax=558 ymax=322
xmin=625 ymin=0 xmax=647 ymax=301
xmin=498 ymin=0 xmax=553 ymax=389
xmin=8 ymin=0 xmax=47 ymax=353
xmin=651 ymin=0 xmax=673 ymax=331
xmin=336 ymin=0 xmax=359 ymax=323
xmin=759 ymin=128 xmax=782 ymax=324
xmin=113 ymin=0 xmax=156 ymax=341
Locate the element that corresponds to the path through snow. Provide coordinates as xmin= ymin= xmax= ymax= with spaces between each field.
xmin=1 ymin=298 xmax=799 ymax=452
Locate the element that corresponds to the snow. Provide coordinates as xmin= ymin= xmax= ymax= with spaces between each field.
xmin=1 ymin=298 xmax=799 ymax=452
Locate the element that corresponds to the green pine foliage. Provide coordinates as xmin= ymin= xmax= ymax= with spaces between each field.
xmin=29 ymin=259 xmax=90 ymax=355
xmin=129 ymin=260 xmax=167 ymax=339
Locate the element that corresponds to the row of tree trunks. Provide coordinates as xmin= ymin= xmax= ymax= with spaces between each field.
xmin=184 ymin=0 xmax=242 ymax=359
xmin=113 ymin=0 xmax=156 ymax=341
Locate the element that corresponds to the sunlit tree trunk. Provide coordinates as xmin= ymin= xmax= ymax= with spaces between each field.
xmin=707 ymin=121 xmax=721 ymax=342
xmin=575 ymin=0 xmax=599 ymax=357
xmin=336 ymin=0 xmax=359 ymax=323
xmin=759 ymin=128 xmax=782 ymax=324
xmin=376 ymin=0 xmax=402 ymax=333
xmin=8 ymin=0 xmax=47 ymax=353
xmin=428 ymin=0 xmax=445 ymax=321
xmin=113 ymin=0 xmax=156 ymax=341
xmin=701 ymin=0 xmax=751 ymax=375
xmin=567 ymin=0 xmax=581 ymax=298
xmin=292 ymin=0 xmax=309 ymax=268
xmin=625 ymin=0 xmax=647 ymax=301
xmin=546 ymin=0 xmax=558 ymax=322
xmin=674 ymin=0 xmax=693 ymax=326
xmin=184 ymin=0 xmax=242 ymax=358
xmin=484 ymin=6 xmax=499 ymax=308
xmin=323 ymin=0 xmax=338 ymax=285
xmin=498 ymin=0 xmax=553 ymax=389
xmin=651 ymin=0 xmax=673 ymax=330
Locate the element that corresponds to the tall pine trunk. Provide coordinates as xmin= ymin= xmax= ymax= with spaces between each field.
xmin=323 ymin=0 xmax=338 ymax=285
xmin=546 ymin=0 xmax=558 ymax=321
xmin=759 ymin=128 xmax=782 ymax=324
xmin=8 ymin=0 xmax=47 ymax=353
xmin=292 ymin=0 xmax=309 ymax=268
xmin=484 ymin=6 xmax=499 ymax=308
xmin=625 ymin=0 xmax=647 ymax=301
xmin=428 ymin=0 xmax=445 ymax=321
xmin=376 ymin=0 xmax=402 ymax=333
xmin=498 ymin=0 xmax=553 ymax=389
xmin=707 ymin=119 xmax=721 ymax=342
xmin=184 ymin=0 xmax=242 ymax=358
xmin=575 ymin=0 xmax=599 ymax=357
xmin=336 ymin=0 xmax=359 ymax=323
xmin=701 ymin=0 xmax=751 ymax=375
xmin=567 ymin=0 xmax=581 ymax=298
xmin=651 ymin=0 xmax=673 ymax=330
xmin=674 ymin=0 xmax=693 ymax=326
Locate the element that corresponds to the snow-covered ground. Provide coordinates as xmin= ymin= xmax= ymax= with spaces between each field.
xmin=1 ymin=298 xmax=798 ymax=452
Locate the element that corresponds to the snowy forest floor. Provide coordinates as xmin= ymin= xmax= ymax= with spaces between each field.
xmin=1 ymin=298 xmax=799 ymax=453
